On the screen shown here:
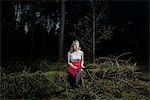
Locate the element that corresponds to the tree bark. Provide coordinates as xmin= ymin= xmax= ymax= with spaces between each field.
xmin=58 ymin=0 xmax=65 ymax=62
xmin=92 ymin=2 xmax=95 ymax=63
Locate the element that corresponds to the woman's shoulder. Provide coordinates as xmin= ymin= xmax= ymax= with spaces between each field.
xmin=69 ymin=50 xmax=83 ymax=54
xmin=78 ymin=50 xmax=84 ymax=54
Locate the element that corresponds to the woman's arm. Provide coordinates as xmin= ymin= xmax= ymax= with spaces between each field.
xmin=81 ymin=51 xmax=85 ymax=68
xmin=68 ymin=52 xmax=77 ymax=69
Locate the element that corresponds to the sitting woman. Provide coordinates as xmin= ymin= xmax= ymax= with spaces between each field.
xmin=67 ymin=40 xmax=85 ymax=88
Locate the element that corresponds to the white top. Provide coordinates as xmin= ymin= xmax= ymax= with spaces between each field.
xmin=68 ymin=51 xmax=83 ymax=62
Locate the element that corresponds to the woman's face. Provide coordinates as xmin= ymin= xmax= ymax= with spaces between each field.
xmin=73 ymin=42 xmax=80 ymax=51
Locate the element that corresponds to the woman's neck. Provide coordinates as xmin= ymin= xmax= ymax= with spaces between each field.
xmin=73 ymin=50 xmax=80 ymax=53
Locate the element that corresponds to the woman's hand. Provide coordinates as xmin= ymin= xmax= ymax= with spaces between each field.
xmin=81 ymin=65 xmax=85 ymax=71
xmin=81 ymin=65 xmax=85 ymax=69
xmin=73 ymin=65 xmax=77 ymax=69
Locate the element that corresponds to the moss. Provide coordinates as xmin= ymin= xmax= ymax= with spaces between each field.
xmin=121 ymin=91 xmax=139 ymax=100
xmin=1 ymin=59 xmax=150 ymax=99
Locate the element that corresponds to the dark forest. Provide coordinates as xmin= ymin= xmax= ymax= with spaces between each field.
xmin=1 ymin=0 xmax=149 ymax=99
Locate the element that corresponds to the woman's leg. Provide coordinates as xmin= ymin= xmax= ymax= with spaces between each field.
xmin=68 ymin=72 xmax=76 ymax=88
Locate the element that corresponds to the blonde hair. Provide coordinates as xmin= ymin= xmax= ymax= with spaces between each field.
xmin=69 ymin=40 xmax=81 ymax=53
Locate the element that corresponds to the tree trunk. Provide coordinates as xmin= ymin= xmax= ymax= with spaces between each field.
xmin=58 ymin=0 xmax=65 ymax=62
xmin=92 ymin=2 xmax=95 ymax=63
xmin=31 ymin=26 xmax=34 ymax=57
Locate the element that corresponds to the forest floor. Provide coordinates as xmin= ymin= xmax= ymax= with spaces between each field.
xmin=1 ymin=56 xmax=150 ymax=99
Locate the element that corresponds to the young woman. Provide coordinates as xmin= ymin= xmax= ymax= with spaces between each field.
xmin=68 ymin=40 xmax=85 ymax=87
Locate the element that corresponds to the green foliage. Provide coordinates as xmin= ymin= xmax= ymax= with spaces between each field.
xmin=1 ymin=60 xmax=26 ymax=75
xmin=121 ymin=91 xmax=139 ymax=100
xmin=1 ymin=71 xmax=67 ymax=99
xmin=1 ymin=59 xmax=69 ymax=75
xmin=1 ymin=55 xmax=150 ymax=99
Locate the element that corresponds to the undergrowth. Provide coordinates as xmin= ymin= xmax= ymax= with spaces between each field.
xmin=1 ymin=53 xmax=150 ymax=99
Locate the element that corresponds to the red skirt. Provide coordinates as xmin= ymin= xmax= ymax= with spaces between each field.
xmin=69 ymin=61 xmax=81 ymax=77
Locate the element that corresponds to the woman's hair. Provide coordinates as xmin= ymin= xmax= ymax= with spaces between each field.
xmin=69 ymin=40 xmax=81 ymax=53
